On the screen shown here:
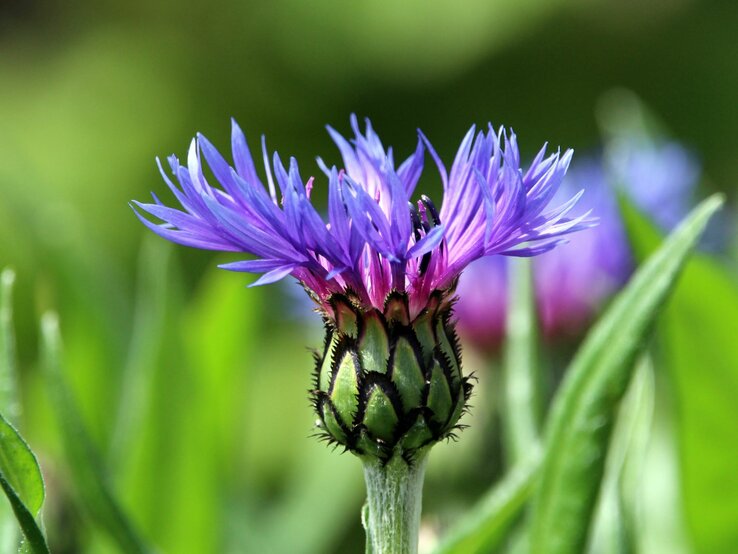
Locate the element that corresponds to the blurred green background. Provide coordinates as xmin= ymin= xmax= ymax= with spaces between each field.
xmin=1 ymin=1 xmax=737 ymax=552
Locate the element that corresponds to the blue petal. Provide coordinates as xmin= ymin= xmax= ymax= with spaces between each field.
xmin=248 ymin=265 xmax=298 ymax=286
xmin=407 ymin=225 xmax=445 ymax=259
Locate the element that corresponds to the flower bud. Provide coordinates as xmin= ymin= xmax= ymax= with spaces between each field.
xmin=311 ymin=291 xmax=472 ymax=461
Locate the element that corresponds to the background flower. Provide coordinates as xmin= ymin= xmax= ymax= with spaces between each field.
xmin=534 ymin=159 xmax=632 ymax=338
xmin=454 ymin=256 xmax=508 ymax=351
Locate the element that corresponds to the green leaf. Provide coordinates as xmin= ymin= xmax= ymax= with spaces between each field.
xmin=0 ymin=412 xmax=48 ymax=554
xmin=0 ymin=473 xmax=48 ymax=554
xmin=40 ymin=312 xmax=153 ymax=554
xmin=0 ymin=414 xmax=44 ymax=523
xmin=661 ymin=260 xmax=738 ymax=553
xmin=528 ymin=195 xmax=724 ymax=554
xmin=433 ymin=449 xmax=541 ymax=554
xmin=623 ymin=200 xmax=738 ymax=554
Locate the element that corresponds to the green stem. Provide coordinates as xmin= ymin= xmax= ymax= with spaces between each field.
xmin=362 ymin=452 xmax=429 ymax=554
xmin=502 ymin=258 xmax=541 ymax=466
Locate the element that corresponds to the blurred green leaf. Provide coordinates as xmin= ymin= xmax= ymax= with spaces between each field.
xmin=157 ymin=267 xmax=262 ymax=553
xmin=233 ymin=443 xmax=363 ymax=554
xmin=40 ymin=313 xmax=153 ymax=554
xmin=528 ymin=195 xmax=723 ymax=554
xmin=622 ymin=200 xmax=738 ymax=554
xmin=109 ymin=241 xmax=194 ymax=551
xmin=661 ymin=261 xmax=738 ymax=554
xmin=115 ymin=259 xmax=261 ymax=553
xmin=502 ymin=257 xmax=541 ymax=466
xmin=0 ymin=412 xmax=48 ymax=554
xmin=0 ymin=270 xmax=20 ymax=425
xmin=183 ymin=266 xmax=262 ymax=479
xmin=433 ymin=448 xmax=540 ymax=554
xmin=110 ymin=238 xmax=174 ymax=467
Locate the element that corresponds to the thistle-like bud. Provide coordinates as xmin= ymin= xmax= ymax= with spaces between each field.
xmin=311 ymin=290 xmax=473 ymax=462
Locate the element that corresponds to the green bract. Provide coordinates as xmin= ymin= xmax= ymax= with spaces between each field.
xmin=311 ymin=291 xmax=473 ymax=462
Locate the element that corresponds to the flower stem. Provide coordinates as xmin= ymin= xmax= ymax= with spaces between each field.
xmin=362 ymin=451 xmax=429 ymax=554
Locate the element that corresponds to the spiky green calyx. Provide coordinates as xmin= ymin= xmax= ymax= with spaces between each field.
xmin=311 ymin=290 xmax=473 ymax=462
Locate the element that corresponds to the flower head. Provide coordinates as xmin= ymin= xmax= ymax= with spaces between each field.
xmin=133 ymin=116 xmax=591 ymax=318
xmin=132 ymin=116 xmax=592 ymax=459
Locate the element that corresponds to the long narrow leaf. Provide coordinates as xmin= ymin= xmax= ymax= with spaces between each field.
xmin=502 ymin=258 xmax=541 ymax=466
xmin=40 ymin=313 xmax=153 ymax=554
xmin=0 ymin=269 xmax=20 ymax=424
xmin=528 ymin=195 xmax=723 ymax=554
xmin=109 ymin=238 xmax=173 ymax=466
xmin=434 ymin=448 xmax=541 ymax=554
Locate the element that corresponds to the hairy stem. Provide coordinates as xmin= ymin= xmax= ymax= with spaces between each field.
xmin=362 ymin=452 xmax=429 ymax=554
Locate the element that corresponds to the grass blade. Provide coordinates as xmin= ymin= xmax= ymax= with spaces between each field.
xmin=109 ymin=238 xmax=173 ymax=466
xmin=40 ymin=312 xmax=153 ymax=554
xmin=502 ymin=257 xmax=541 ymax=466
xmin=527 ymin=195 xmax=723 ymax=554
xmin=0 ymin=269 xmax=20 ymax=425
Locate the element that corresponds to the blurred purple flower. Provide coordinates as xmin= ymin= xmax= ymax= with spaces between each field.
xmin=132 ymin=116 xmax=591 ymax=317
xmin=455 ymin=255 xmax=508 ymax=351
xmin=455 ymin=137 xmax=701 ymax=347
xmin=455 ymin=159 xmax=631 ymax=346
xmin=612 ymin=140 xmax=699 ymax=231
xmin=534 ymin=160 xmax=632 ymax=338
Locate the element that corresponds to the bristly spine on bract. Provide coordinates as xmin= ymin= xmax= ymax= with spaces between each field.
xmin=310 ymin=288 xmax=473 ymax=465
